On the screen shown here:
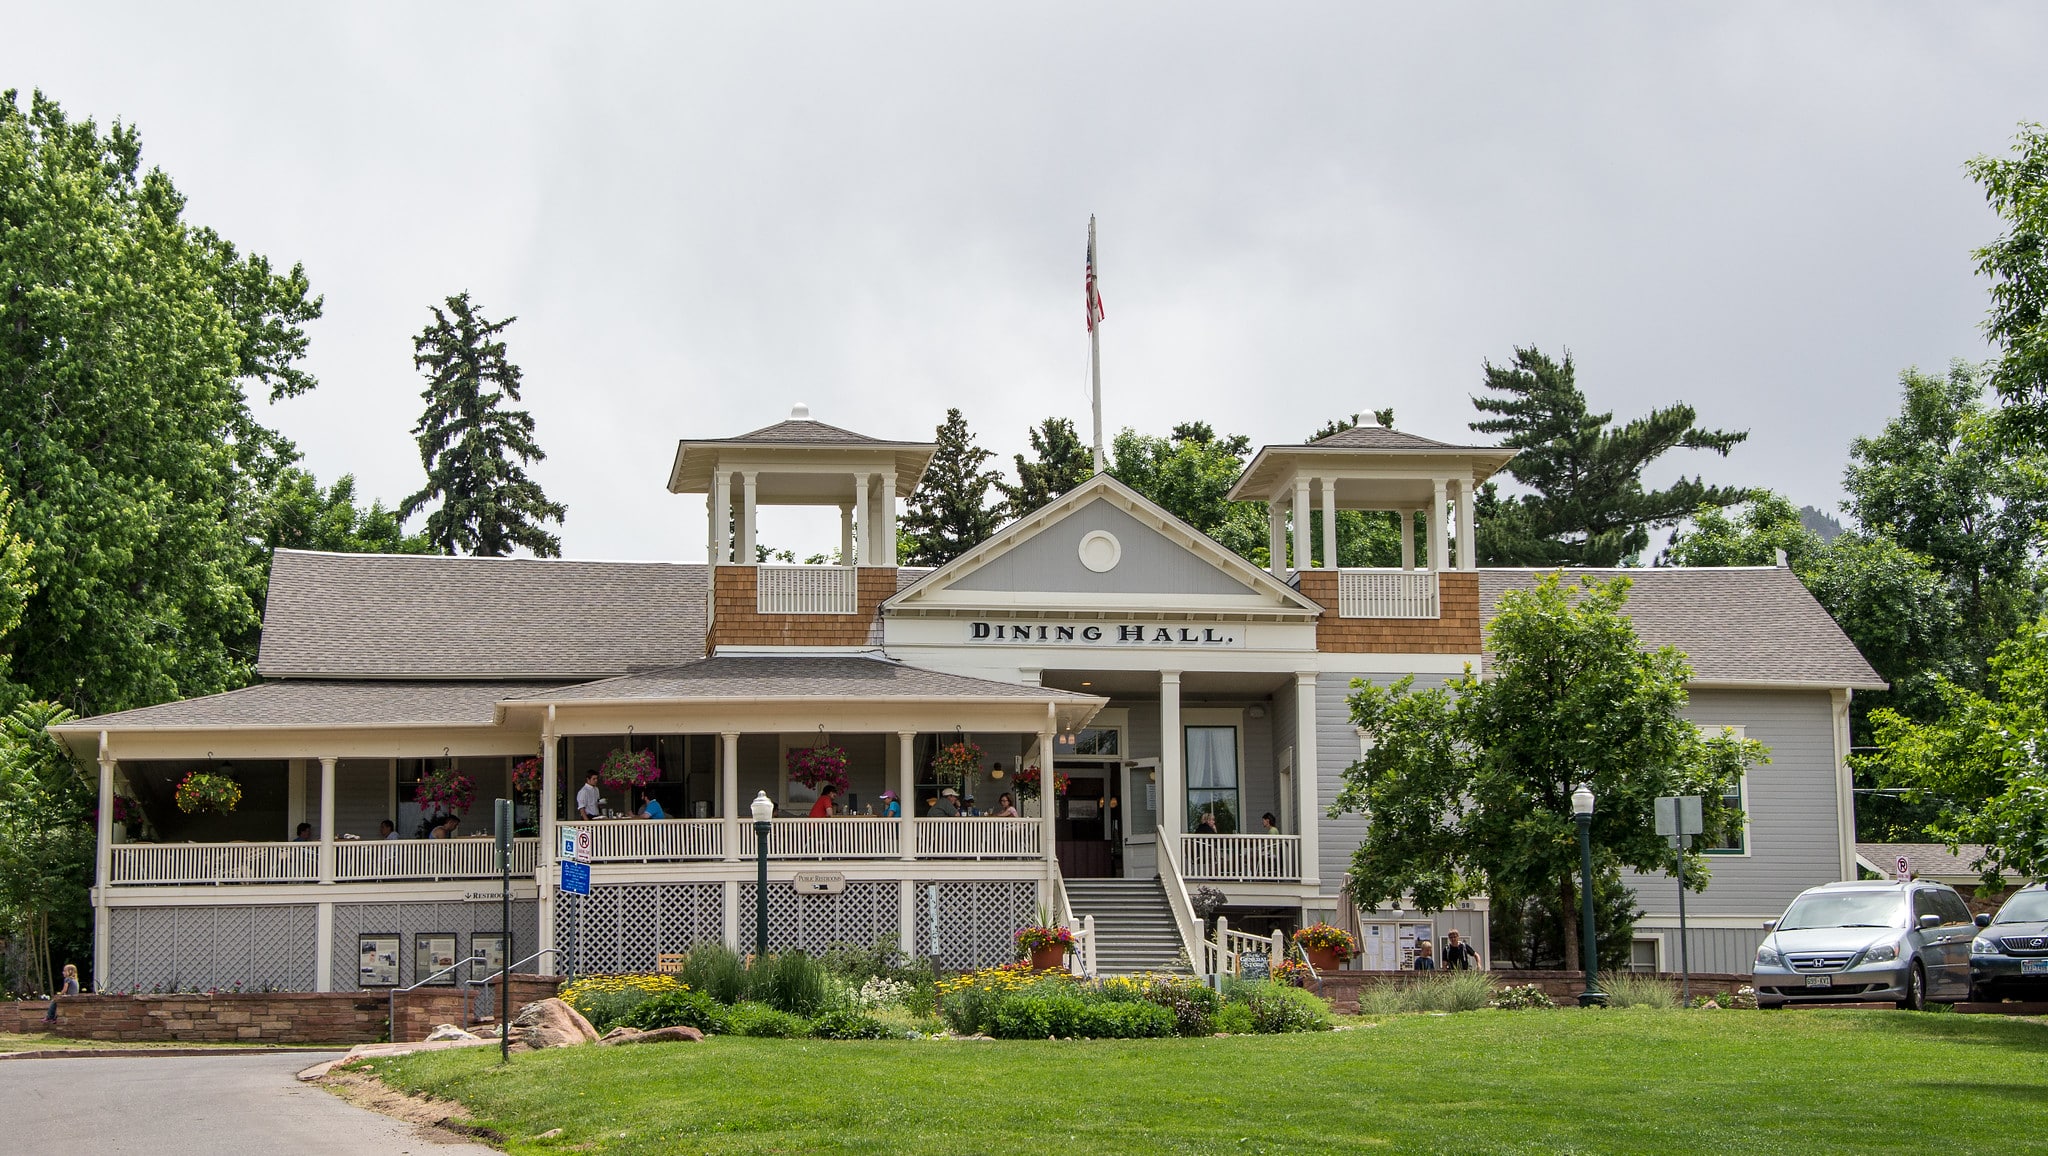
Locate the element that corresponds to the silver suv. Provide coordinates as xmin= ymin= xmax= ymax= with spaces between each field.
xmin=1752 ymin=880 xmax=1977 ymax=1010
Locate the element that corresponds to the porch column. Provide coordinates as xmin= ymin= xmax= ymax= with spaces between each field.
xmin=538 ymin=708 xmax=558 ymax=965
xmin=712 ymin=470 xmax=732 ymax=564
xmin=722 ymin=732 xmax=741 ymax=863
xmin=852 ymin=474 xmax=870 ymax=566
xmin=1039 ymin=706 xmax=1057 ymax=866
xmin=740 ymin=471 xmax=759 ymax=564
xmin=94 ymin=734 xmax=113 ymax=994
xmin=1295 ymin=672 xmax=1321 ymax=887
xmin=898 ymin=731 xmax=916 ymax=861
xmin=881 ymin=470 xmax=899 ymax=565
xmin=1399 ymin=509 xmax=1415 ymax=570
xmin=1291 ymin=476 xmax=1313 ymax=569
xmin=1159 ymin=672 xmax=1184 ymax=839
xmin=318 ymin=757 xmax=336 ymax=885
xmin=315 ymin=901 xmax=334 ymax=992
xmin=1267 ymin=500 xmax=1286 ymax=580
xmin=1428 ymin=479 xmax=1449 ymax=571
xmin=1456 ymin=477 xmax=1477 ymax=571
xmin=839 ymin=503 xmax=854 ymax=566
xmin=1320 ymin=477 xmax=1339 ymax=570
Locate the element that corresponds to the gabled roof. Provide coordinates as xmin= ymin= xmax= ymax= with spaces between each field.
xmin=887 ymin=473 xmax=1323 ymax=620
xmin=258 ymin=550 xmax=710 ymax=680
xmin=1230 ymin=424 xmax=1517 ymax=503
xmin=515 ymin=654 xmax=1105 ymax=705
xmin=1854 ymin=843 xmax=1995 ymax=884
xmin=667 ymin=407 xmax=937 ymax=495
xmin=1308 ymin=426 xmax=1469 ymax=451
xmin=1478 ymin=567 xmax=1886 ymax=690
xmin=716 ymin=418 xmax=898 ymax=446
xmin=50 ymin=680 xmax=571 ymax=732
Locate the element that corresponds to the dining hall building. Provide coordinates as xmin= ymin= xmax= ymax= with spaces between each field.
xmin=50 ymin=406 xmax=1883 ymax=993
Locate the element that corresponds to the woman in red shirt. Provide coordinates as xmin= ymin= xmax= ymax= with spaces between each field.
xmin=807 ymin=786 xmax=838 ymax=818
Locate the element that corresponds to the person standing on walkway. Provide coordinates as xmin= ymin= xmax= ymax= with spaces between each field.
xmin=44 ymin=963 xmax=79 ymax=1024
xmin=1440 ymin=929 xmax=1480 ymax=970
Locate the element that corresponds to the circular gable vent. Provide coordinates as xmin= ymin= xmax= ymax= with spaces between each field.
xmin=1077 ymin=530 xmax=1122 ymax=573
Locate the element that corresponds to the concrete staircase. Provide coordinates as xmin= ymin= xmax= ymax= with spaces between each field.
xmin=1064 ymin=877 xmax=1188 ymax=975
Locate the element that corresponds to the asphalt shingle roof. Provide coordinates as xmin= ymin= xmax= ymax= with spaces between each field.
xmin=258 ymin=550 xmax=709 ymax=679
xmin=1307 ymin=426 xmax=1475 ymax=450
xmin=1478 ymin=567 xmax=1885 ymax=689
xmin=714 ymin=419 xmax=900 ymax=446
xmin=519 ymin=655 xmax=1102 ymax=703
xmin=1855 ymin=843 xmax=1992 ymax=881
xmin=59 ymin=680 xmax=571 ymax=729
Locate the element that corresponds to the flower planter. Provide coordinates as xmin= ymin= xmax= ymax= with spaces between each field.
xmin=1306 ymin=946 xmax=1344 ymax=973
xmin=1030 ymin=944 xmax=1067 ymax=971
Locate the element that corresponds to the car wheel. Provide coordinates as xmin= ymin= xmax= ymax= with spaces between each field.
xmin=1896 ymin=961 xmax=1926 ymax=1011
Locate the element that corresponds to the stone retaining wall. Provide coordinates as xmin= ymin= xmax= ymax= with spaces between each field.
xmin=1315 ymin=969 xmax=1753 ymax=1013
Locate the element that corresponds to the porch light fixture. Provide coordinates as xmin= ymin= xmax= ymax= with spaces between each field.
xmin=989 ymin=763 xmax=1005 ymax=781
xmin=751 ymin=791 xmax=774 ymax=956
xmin=1571 ymin=784 xmax=1605 ymax=1007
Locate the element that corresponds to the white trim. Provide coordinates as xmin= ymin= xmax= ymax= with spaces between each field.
xmin=1833 ymin=689 xmax=1856 ymax=882
xmin=1631 ymin=915 xmax=1779 ymax=930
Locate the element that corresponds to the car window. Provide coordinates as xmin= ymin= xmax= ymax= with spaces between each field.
xmin=1779 ymin=891 xmax=1906 ymax=930
xmin=1993 ymin=891 xmax=2048 ymax=924
xmin=1934 ymin=890 xmax=1973 ymax=925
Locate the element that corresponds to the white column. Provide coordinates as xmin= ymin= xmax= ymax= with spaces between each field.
xmin=1267 ymin=500 xmax=1286 ymax=580
xmin=537 ymin=709 xmax=558 ymax=965
xmin=740 ymin=471 xmax=759 ymax=564
xmin=839 ymin=503 xmax=853 ymax=566
xmin=1456 ymin=477 xmax=1477 ymax=571
xmin=898 ymin=731 xmax=917 ymax=862
xmin=1295 ymin=672 xmax=1321 ymax=887
xmin=1399 ymin=509 xmax=1415 ymax=570
xmin=722 ymin=732 xmax=741 ymax=863
xmin=1039 ymin=708 xmax=1058 ymax=865
xmin=315 ymin=900 xmax=334 ymax=992
xmin=1320 ymin=477 xmax=1339 ymax=570
xmin=711 ymin=470 xmax=732 ymax=565
xmin=881 ymin=470 xmax=899 ymax=566
xmin=1428 ymin=479 xmax=1449 ymax=571
xmin=318 ymin=757 xmax=337 ymax=885
xmin=852 ymin=474 xmax=870 ymax=566
xmin=723 ymin=879 xmax=741 ymax=950
xmin=1291 ymin=476 xmax=1313 ymax=569
xmin=898 ymin=879 xmax=917 ymax=955
xmin=94 ymin=737 xmax=113 ymax=994
xmin=1159 ymin=672 xmax=1184 ymax=837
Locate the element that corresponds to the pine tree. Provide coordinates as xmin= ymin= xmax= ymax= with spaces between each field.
xmin=1000 ymin=417 xmax=1093 ymax=517
xmin=900 ymin=409 xmax=1004 ymax=566
xmin=399 ymin=294 xmax=567 ymax=557
xmin=1472 ymin=346 xmax=1748 ymax=566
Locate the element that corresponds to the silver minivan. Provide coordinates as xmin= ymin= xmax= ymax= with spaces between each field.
xmin=1752 ymin=880 xmax=1978 ymax=1010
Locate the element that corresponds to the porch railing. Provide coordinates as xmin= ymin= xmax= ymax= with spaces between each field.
xmin=585 ymin=819 xmax=725 ymax=862
xmin=1337 ymin=568 xmax=1440 ymax=619
xmin=335 ymin=837 xmax=538 ymax=882
xmin=914 ymin=817 xmax=1043 ymax=858
xmin=1179 ymin=833 xmax=1302 ymax=881
xmin=769 ymin=817 xmax=900 ymax=858
xmin=756 ymin=564 xmax=859 ymax=614
xmin=1154 ymin=833 xmax=1208 ymax=978
xmin=110 ymin=842 xmax=319 ymax=885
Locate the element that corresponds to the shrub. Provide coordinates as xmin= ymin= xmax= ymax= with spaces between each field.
xmin=1100 ymin=973 xmax=1217 ymax=1037
xmin=810 ymin=1009 xmax=895 ymax=1039
xmin=988 ymin=989 xmax=1089 ymax=1039
xmin=1600 ymin=972 xmax=1678 ymax=1009
xmin=1076 ymin=1000 xmax=1176 ymax=1039
xmin=559 ymin=973 xmax=691 ymax=1032
xmin=621 ymin=989 xmax=727 ymax=1034
xmin=1239 ymin=980 xmax=1332 ymax=1032
xmin=725 ymin=1001 xmax=812 ymax=1038
xmin=749 ymin=951 xmax=837 ymax=1017
xmin=1357 ymin=972 xmax=1498 ymax=1015
xmin=817 ymin=935 xmax=934 ymax=988
xmin=937 ymin=965 xmax=1066 ymax=1035
xmin=1490 ymin=983 xmax=1556 ymax=1010
xmin=678 ymin=944 xmax=748 ymax=1006
xmin=1212 ymin=1002 xmax=1256 ymax=1034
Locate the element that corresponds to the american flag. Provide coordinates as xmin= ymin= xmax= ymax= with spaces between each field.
xmin=1085 ymin=218 xmax=1106 ymax=332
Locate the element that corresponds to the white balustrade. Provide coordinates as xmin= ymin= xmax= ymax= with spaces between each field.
xmin=756 ymin=564 xmax=859 ymax=614
xmin=1179 ymin=834 xmax=1302 ymax=881
xmin=1336 ymin=568 xmax=1440 ymax=619
xmin=584 ymin=819 xmax=724 ymax=862
xmin=914 ymin=817 xmax=1043 ymax=858
xmin=334 ymin=837 xmax=539 ymax=882
xmin=768 ymin=817 xmax=900 ymax=858
xmin=110 ymin=842 xmax=319 ymax=885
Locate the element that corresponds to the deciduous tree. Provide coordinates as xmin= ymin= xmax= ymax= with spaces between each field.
xmin=1109 ymin=422 xmax=1269 ymax=560
xmin=899 ymin=409 xmax=1004 ymax=566
xmin=1968 ymin=122 xmax=2048 ymax=445
xmin=0 ymin=701 xmax=92 ymax=996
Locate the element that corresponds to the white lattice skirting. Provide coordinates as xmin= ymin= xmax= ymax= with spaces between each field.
xmin=916 ymin=880 xmax=1040 ymax=971
xmin=553 ymin=882 xmax=726 ymax=975
xmin=105 ymin=904 xmax=319 ymax=993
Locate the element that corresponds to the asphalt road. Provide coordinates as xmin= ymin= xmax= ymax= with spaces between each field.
xmin=0 ymin=1051 xmax=499 ymax=1155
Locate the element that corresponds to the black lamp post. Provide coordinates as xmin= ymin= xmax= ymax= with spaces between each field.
xmin=751 ymin=790 xmax=774 ymax=957
xmin=1571 ymin=783 xmax=1606 ymax=1007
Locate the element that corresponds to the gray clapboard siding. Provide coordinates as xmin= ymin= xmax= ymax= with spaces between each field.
xmin=334 ymin=758 xmax=392 ymax=840
xmin=1316 ymin=670 xmax=1454 ymax=894
xmin=1634 ymin=924 xmax=1767 ymax=976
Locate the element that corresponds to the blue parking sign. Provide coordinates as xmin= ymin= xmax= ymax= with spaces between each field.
xmin=560 ymin=860 xmax=591 ymax=896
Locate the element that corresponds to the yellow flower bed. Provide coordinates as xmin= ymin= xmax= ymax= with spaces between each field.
xmin=935 ymin=965 xmax=1069 ymax=999
xmin=559 ymin=973 xmax=689 ymax=1006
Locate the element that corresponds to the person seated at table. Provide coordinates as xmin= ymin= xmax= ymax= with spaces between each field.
xmin=1194 ymin=811 xmax=1220 ymax=835
xmin=292 ymin=822 xmax=314 ymax=842
xmin=426 ymin=815 xmax=450 ymax=839
xmin=879 ymin=790 xmax=900 ymax=818
xmin=379 ymin=819 xmax=398 ymax=840
xmin=961 ymin=795 xmax=981 ymax=816
xmin=807 ymin=785 xmax=838 ymax=817
xmin=637 ymin=787 xmax=666 ymax=819
xmin=1259 ymin=812 xmax=1281 ymax=835
xmin=930 ymin=787 xmax=961 ymax=817
xmin=988 ymin=793 xmax=1020 ymax=818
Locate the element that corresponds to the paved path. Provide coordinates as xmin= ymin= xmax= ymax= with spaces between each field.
xmin=0 ymin=1051 xmax=498 ymax=1154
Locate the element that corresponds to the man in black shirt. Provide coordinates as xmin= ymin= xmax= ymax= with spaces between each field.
xmin=1440 ymin=928 xmax=1480 ymax=970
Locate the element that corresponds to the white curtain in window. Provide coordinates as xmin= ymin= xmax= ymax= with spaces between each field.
xmin=1186 ymin=727 xmax=1238 ymax=789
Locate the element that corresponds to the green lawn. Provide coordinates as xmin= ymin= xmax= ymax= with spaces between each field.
xmin=360 ymin=1009 xmax=2048 ymax=1155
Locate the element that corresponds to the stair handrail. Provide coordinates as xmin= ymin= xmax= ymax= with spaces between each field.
xmin=1154 ymin=833 xmax=1209 ymax=978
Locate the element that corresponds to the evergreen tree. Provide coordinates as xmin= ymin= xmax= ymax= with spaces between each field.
xmin=399 ymin=294 xmax=566 ymax=557
xmin=1471 ymin=347 xmax=1749 ymax=566
xmin=900 ymin=409 xmax=1004 ymax=566
xmin=1000 ymin=417 xmax=1093 ymax=517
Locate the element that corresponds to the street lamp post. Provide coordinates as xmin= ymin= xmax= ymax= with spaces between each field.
xmin=751 ymin=790 xmax=774 ymax=957
xmin=1571 ymin=784 xmax=1606 ymax=1007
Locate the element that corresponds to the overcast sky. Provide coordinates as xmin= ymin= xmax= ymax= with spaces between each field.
xmin=8 ymin=3 xmax=2043 ymax=561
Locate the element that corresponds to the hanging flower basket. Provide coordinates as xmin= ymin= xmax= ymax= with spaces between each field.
xmin=599 ymin=747 xmax=660 ymax=791
xmin=929 ymin=740 xmax=983 ymax=787
xmin=174 ymin=771 xmax=242 ymax=815
xmin=1012 ymin=764 xmax=1068 ymax=801
xmin=787 ymin=745 xmax=850 ymax=795
xmin=511 ymin=757 xmax=542 ymax=794
xmin=415 ymin=766 xmax=477 ymax=815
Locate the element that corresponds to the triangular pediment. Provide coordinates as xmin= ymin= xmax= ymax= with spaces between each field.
xmin=887 ymin=475 xmax=1320 ymax=619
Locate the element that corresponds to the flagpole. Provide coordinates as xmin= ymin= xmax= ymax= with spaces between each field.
xmin=1088 ymin=215 xmax=1104 ymax=474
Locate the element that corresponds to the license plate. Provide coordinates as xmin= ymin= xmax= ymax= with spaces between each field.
xmin=2023 ymin=959 xmax=2048 ymax=976
xmin=1804 ymin=975 xmax=1834 ymax=988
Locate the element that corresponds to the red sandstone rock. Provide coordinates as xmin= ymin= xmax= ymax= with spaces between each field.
xmin=510 ymin=998 xmax=598 ymax=1049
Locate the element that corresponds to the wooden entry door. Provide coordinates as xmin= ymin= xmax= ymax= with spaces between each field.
xmin=1054 ymin=770 xmax=1114 ymax=878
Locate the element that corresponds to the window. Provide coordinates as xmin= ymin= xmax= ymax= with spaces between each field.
xmin=1704 ymin=775 xmax=1746 ymax=854
xmin=1057 ymin=727 xmax=1120 ymax=757
xmin=1185 ymin=725 xmax=1240 ymax=833
xmin=1628 ymin=938 xmax=1659 ymax=974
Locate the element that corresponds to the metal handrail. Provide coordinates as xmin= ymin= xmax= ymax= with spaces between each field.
xmin=390 ymin=954 xmax=486 ymax=1043
xmin=460 ymin=948 xmax=560 ymax=1028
